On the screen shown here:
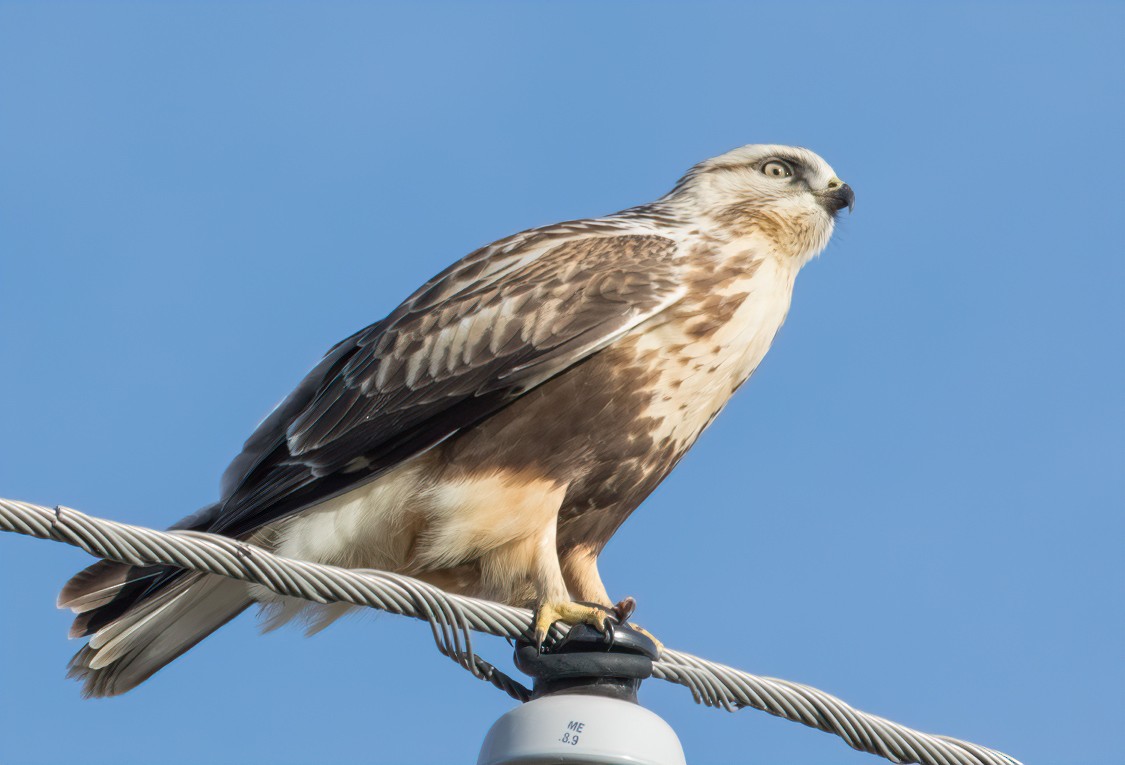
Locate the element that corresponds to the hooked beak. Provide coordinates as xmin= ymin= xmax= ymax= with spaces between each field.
xmin=821 ymin=178 xmax=855 ymax=215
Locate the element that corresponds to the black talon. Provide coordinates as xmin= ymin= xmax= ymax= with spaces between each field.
xmin=613 ymin=596 xmax=637 ymax=623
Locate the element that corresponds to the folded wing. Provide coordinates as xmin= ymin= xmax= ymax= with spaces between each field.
xmin=208 ymin=231 xmax=684 ymax=539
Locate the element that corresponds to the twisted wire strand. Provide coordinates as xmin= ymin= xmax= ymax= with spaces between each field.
xmin=0 ymin=498 xmax=1020 ymax=765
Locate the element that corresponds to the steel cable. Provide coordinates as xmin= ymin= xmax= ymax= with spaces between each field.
xmin=0 ymin=498 xmax=1020 ymax=765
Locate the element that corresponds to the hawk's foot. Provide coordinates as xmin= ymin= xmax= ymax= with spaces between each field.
xmin=532 ymin=600 xmax=617 ymax=651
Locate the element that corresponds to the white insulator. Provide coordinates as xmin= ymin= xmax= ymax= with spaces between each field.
xmin=478 ymin=694 xmax=686 ymax=765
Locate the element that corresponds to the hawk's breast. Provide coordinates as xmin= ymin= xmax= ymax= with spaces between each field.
xmin=548 ymin=248 xmax=799 ymax=548
xmin=628 ymin=250 xmax=796 ymax=456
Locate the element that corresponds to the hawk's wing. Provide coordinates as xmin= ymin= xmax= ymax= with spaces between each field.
xmin=199 ymin=231 xmax=684 ymax=538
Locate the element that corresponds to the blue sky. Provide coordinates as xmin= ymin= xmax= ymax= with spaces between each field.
xmin=1 ymin=2 xmax=1121 ymax=763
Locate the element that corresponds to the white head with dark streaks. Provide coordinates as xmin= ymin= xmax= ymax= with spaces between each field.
xmin=664 ymin=144 xmax=854 ymax=264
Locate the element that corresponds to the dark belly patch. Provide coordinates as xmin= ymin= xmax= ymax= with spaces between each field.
xmin=436 ymin=340 xmax=685 ymax=553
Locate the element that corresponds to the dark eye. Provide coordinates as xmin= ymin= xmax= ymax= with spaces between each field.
xmin=761 ymin=160 xmax=794 ymax=179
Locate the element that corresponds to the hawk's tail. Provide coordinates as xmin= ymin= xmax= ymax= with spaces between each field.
xmin=58 ymin=559 xmax=252 ymax=697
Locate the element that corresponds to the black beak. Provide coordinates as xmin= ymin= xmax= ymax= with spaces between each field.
xmin=823 ymin=182 xmax=855 ymax=215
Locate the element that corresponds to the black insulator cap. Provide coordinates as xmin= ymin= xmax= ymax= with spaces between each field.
xmin=515 ymin=624 xmax=660 ymax=703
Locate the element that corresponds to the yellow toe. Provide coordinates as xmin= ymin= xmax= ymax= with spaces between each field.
xmin=532 ymin=600 xmax=614 ymax=648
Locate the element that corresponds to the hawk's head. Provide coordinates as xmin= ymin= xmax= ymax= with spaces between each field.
xmin=668 ymin=144 xmax=853 ymax=263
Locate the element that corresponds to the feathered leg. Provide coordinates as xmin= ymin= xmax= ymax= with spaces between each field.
xmin=470 ymin=492 xmax=616 ymax=650
xmin=560 ymin=544 xmax=661 ymax=654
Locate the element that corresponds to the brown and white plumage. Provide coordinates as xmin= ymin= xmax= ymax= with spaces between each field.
xmin=59 ymin=144 xmax=853 ymax=696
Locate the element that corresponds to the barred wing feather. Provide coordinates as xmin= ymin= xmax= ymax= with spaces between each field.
xmin=208 ymin=232 xmax=683 ymax=538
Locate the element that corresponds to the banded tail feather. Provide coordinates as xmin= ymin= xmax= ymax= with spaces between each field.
xmin=59 ymin=559 xmax=252 ymax=697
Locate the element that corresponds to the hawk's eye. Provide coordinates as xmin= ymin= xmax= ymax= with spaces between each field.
xmin=761 ymin=160 xmax=794 ymax=179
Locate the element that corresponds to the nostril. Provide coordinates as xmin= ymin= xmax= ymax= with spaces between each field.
xmin=827 ymin=179 xmax=842 ymax=189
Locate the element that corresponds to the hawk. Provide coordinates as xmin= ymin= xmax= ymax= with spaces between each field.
xmin=59 ymin=144 xmax=853 ymax=696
